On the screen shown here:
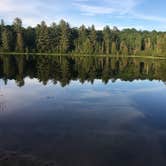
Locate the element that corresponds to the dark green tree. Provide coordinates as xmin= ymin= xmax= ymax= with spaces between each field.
xmin=103 ymin=26 xmax=111 ymax=54
xmin=13 ymin=18 xmax=24 ymax=52
xmin=59 ymin=20 xmax=71 ymax=53
xmin=1 ymin=28 xmax=12 ymax=51
xmin=36 ymin=21 xmax=51 ymax=52
xmin=89 ymin=25 xmax=97 ymax=54
xmin=0 ymin=18 xmax=166 ymax=56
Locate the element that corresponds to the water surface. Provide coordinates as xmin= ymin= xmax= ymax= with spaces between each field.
xmin=0 ymin=55 xmax=166 ymax=166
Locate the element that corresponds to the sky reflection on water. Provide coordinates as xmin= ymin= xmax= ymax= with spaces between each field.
xmin=0 ymin=55 xmax=166 ymax=166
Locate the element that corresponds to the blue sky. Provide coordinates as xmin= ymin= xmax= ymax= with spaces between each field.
xmin=0 ymin=0 xmax=166 ymax=30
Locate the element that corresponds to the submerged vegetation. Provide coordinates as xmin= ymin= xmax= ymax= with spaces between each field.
xmin=0 ymin=18 xmax=166 ymax=56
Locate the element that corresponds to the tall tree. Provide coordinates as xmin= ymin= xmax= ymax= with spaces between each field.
xmin=0 ymin=19 xmax=5 ymax=50
xmin=103 ymin=26 xmax=111 ymax=54
xmin=24 ymin=26 xmax=36 ymax=52
xmin=0 ymin=18 xmax=166 ymax=56
xmin=49 ymin=23 xmax=60 ymax=52
xmin=75 ymin=25 xmax=88 ymax=53
xmin=36 ymin=21 xmax=51 ymax=52
xmin=1 ymin=28 xmax=12 ymax=51
xmin=13 ymin=18 xmax=24 ymax=52
xmin=59 ymin=20 xmax=71 ymax=53
xmin=89 ymin=25 xmax=97 ymax=54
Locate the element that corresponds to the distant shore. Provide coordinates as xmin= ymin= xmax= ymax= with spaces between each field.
xmin=0 ymin=52 xmax=166 ymax=60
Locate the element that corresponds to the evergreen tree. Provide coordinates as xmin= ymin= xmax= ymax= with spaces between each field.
xmin=1 ymin=28 xmax=12 ymax=51
xmin=49 ymin=23 xmax=59 ymax=52
xmin=0 ymin=18 xmax=166 ymax=56
xmin=103 ymin=26 xmax=111 ymax=54
xmin=76 ymin=25 xmax=88 ymax=53
xmin=0 ymin=19 xmax=5 ymax=50
xmin=24 ymin=26 xmax=36 ymax=52
xmin=13 ymin=18 xmax=24 ymax=52
xmin=36 ymin=21 xmax=51 ymax=52
xmin=59 ymin=20 xmax=71 ymax=53
xmin=89 ymin=25 xmax=97 ymax=54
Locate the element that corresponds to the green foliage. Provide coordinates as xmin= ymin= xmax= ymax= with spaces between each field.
xmin=36 ymin=21 xmax=51 ymax=52
xmin=49 ymin=23 xmax=60 ymax=52
xmin=13 ymin=18 xmax=22 ymax=32
xmin=13 ymin=17 xmax=24 ymax=52
xmin=103 ymin=26 xmax=111 ymax=54
xmin=59 ymin=20 xmax=71 ymax=53
xmin=1 ymin=18 xmax=166 ymax=56
xmin=1 ymin=28 xmax=13 ymax=51
xmin=24 ymin=26 xmax=36 ymax=52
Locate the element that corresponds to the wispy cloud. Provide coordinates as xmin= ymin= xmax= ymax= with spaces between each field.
xmin=73 ymin=0 xmax=139 ymax=16
xmin=131 ymin=12 xmax=166 ymax=23
xmin=73 ymin=4 xmax=115 ymax=16
xmin=0 ymin=0 xmax=68 ymax=26
xmin=0 ymin=0 xmax=166 ymax=30
xmin=73 ymin=0 xmax=166 ymax=23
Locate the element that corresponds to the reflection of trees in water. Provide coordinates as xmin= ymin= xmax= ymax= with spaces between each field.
xmin=0 ymin=87 xmax=6 ymax=112
xmin=0 ymin=54 xmax=166 ymax=87
xmin=0 ymin=102 xmax=6 ymax=112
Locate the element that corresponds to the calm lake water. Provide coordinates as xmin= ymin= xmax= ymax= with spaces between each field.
xmin=0 ymin=55 xmax=166 ymax=166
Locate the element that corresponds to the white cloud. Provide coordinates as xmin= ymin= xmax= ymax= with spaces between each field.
xmin=73 ymin=4 xmax=115 ymax=16
xmin=0 ymin=0 xmax=64 ymax=26
xmin=131 ymin=12 xmax=166 ymax=23
xmin=72 ymin=0 xmax=166 ymax=30
xmin=0 ymin=0 xmax=41 ymax=13
xmin=0 ymin=0 xmax=166 ymax=30
xmin=73 ymin=0 xmax=140 ymax=16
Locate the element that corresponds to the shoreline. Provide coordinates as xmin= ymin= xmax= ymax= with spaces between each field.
xmin=0 ymin=52 xmax=166 ymax=59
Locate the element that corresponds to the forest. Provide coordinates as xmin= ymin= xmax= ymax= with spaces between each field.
xmin=0 ymin=18 xmax=166 ymax=56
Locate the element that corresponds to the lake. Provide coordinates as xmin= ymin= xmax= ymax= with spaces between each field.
xmin=0 ymin=54 xmax=166 ymax=166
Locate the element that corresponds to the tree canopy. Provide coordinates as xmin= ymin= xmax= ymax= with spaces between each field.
xmin=0 ymin=18 xmax=166 ymax=56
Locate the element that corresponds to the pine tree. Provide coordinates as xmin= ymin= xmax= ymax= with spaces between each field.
xmin=13 ymin=18 xmax=24 ymax=52
xmin=49 ymin=23 xmax=59 ymax=52
xmin=103 ymin=26 xmax=111 ymax=54
xmin=0 ymin=19 xmax=5 ymax=50
xmin=24 ymin=26 xmax=36 ymax=52
xmin=36 ymin=21 xmax=51 ymax=52
xmin=2 ymin=29 xmax=12 ymax=51
xmin=89 ymin=25 xmax=97 ymax=54
xmin=76 ymin=25 xmax=88 ymax=53
xmin=0 ymin=18 xmax=166 ymax=56
xmin=59 ymin=20 xmax=71 ymax=53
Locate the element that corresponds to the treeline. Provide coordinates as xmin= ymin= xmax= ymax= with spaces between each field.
xmin=0 ymin=18 xmax=166 ymax=56
xmin=0 ymin=55 xmax=166 ymax=87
